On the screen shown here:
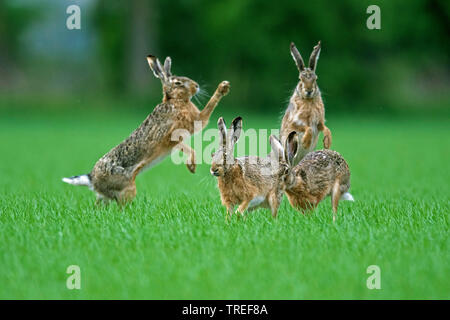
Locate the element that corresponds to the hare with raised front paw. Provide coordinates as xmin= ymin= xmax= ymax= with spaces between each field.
xmin=280 ymin=41 xmax=332 ymax=165
xmin=63 ymin=55 xmax=230 ymax=204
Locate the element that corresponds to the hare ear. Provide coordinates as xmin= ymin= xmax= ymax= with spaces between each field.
xmin=217 ymin=117 xmax=227 ymax=148
xmin=229 ymin=117 xmax=242 ymax=147
xmin=147 ymin=55 xmax=168 ymax=82
xmin=309 ymin=41 xmax=321 ymax=71
xmin=290 ymin=42 xmax=305 ymax=72
xmin=270 ymin=135 xmax=284 ymax=161
xmin=285 ymin=131 xmax=298 ymax=166
xmin=164 ymin=57 xmax=172 ymax=77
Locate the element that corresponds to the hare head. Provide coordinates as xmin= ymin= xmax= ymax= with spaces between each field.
xmin=147 ymin=55 xmax=199 ymax=101
xmin=210 ymin=117 xmax=242 ymax=177
xmin=290 ymin=41 xmax=321 ymax=99
xmin=280 ymin=131 xmax=300 ymax=190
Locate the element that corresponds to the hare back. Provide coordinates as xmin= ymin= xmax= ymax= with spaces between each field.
xmin=297 ymin=149 xmax=350 ymax=194
xmin=90 ymin=102 xmax=193 ymax=195
xmin=218 ymin=157 xmax=279 ymax=208
xmin=237 ymin=156 xmax=281 ymax=191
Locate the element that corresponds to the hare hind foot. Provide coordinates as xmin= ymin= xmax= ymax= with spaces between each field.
xmin=331 ymin=181 xmax=342 ymax=222
xmin=301 ymin=127 xmax=313 ymax=149
xmin=116 ymin=184 xmax=137 ymax=205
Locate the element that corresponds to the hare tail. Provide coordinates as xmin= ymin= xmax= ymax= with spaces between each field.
xmin=340 ymin=192 xmax=354 ymax=201
xmin=62 ymin=174 xmax=92 ymax=188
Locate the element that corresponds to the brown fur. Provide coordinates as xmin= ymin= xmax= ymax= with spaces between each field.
xmin=280 ymin=41 xmax=332 ymax=165
xmin=281 ymin=132 xmax=352 ymax=221
xmin=66 ymin=55 xmax=230 ymax=204
xmin=211 ymin=118 xmax=285 ymax=219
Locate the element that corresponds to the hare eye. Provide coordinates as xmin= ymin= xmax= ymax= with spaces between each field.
xmin=174 ymin=81 xmax=182 ymax=86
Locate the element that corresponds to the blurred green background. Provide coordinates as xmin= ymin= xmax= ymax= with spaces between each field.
xmin=1 ymin=0 xmax=449 ymax=115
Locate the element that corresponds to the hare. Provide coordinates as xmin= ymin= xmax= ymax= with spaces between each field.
xmin=280 ymin=41 xmax=332 ymax=165
xmin=63 ymin=55 xmax=230 ymax=204
xmin=281 ymin=131 xmax=353 ymax=222
xmin=210 ymin=117 xmax=287 ymax=219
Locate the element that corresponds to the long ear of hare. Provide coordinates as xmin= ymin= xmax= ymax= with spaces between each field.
xmin=285 ymin=131 xmax=299 ymax=166
xmin=308 ymin=41 xmax=321 ymax=71
xmin=230 ymin=117 xmax=242 ymax=143
xmin=217 ymin=117 xmax=227 ymax=148
xmin=163 ymin=57 xmax=172 ymax=77
xmin=147 ymin=55 xmax=168 ymax=82
xmin=290 ymin=42 xmax=305 ymax=72
xmin=228 ymin=117 xmax=242 ymax=151
xmin=270 ymin=135 xmax=284 ymax=162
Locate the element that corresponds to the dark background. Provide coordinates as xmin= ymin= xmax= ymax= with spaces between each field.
xmin=0 ymin=0 xmax=449 ymax=116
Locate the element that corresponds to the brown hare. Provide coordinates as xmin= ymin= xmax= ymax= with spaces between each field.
xmin=63 ymin=55 xmax=230 ymax=204
xmin=281 ymin=131 xmax=353 ymax=222
xmin=280 ymin=41 xmax=332 ymax=165
xmin=210 ymin=117 xmax=287 ymax=219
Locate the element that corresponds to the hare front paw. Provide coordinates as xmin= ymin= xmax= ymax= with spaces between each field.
xmin=218 ymin=81 xmax=230 ymax=96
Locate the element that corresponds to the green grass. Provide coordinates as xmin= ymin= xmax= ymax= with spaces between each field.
xmin=0 ymin=103 xmax=448 ymax=299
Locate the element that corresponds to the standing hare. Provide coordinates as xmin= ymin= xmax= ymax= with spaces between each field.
xmin=63 ymin=55 xmax=230 ymax=204
xmin=210 ymin=117 xmax=286 ymax=219
xmin=281 ymin=131 xmax=353 ymax=222
xmin=280 ymin=41 xmax=332 ymax=165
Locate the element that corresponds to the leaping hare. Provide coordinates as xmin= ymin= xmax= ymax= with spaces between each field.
xmin=210 ymin=117 xmax=287 ymax=219
xmin=280 ymin=41 xmax=332 ymax=165
xmin=281 ymin=131 xmax=353 ymax=222
xmin=63 ymin=55 xmax=230 ymax=204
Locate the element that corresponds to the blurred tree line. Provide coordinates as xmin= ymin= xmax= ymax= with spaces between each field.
xmin=0 ymin=0 xmax=449 ymax=114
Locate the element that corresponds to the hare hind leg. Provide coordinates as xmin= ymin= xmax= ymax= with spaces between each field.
xmin=116 ymin=182 xmax=137 ymax=205
xmin=322 ymin=126 xmax=332 ymax=149
xmin=331 ymin=180 xmax=342 ymax=222
xmin=174 ymin=142 xmax=196 ymax=174
xmin=301 ymin=126 xmax=313 ymax=149
xmin=318 ymin=121 xmax=332 ymax=149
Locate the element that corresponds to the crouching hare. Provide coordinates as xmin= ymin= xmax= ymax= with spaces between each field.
xmin=280 ymin=41 xmax=332 ymax=165
xmin=210 ymin=117 xmax=286 ymax=219
xmin=63 ymin=55 xmax=230 ymax=204
xmin=281 ymin=132 xmax=354 ymax=222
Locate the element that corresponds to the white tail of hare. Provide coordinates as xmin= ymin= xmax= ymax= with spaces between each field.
xmin=63 ymin=55 xmax=230 ymax=204
xmin=282 ymin=131 xmax=353 ymax=222
xmin=210 ymin=117 xmax=286 ymax=219
xmin=280 ymin=41 xmax=332 ymax=165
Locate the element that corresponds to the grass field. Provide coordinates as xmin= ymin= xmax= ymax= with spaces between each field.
xmin=0 ymin=101 xmax=448 ymax=299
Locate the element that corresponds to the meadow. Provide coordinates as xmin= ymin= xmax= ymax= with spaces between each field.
xmin=0 ymin=99 xmax=448 ymax=299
